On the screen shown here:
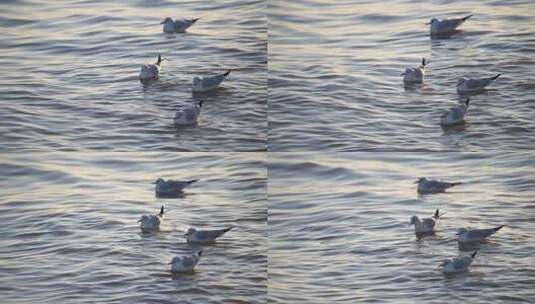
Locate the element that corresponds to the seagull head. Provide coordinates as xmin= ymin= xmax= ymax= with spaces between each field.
xmin=161 ymin=17 xmax=173 ymax=24
xmin=457 ymin=78 xmax=467 ymax=87
xmin=152 ymin=178 xmax=164 ymax=185
xmin=138 ymin=214 xmax=149 ymax=223
xmin=185 ymin=227 xmax=197 ymax=236
xmin=168 ymin=256 xmax=180 ymax=264
xmin=192 ymin=76 xmax=202 ymax=86
xmin=456 ymin=228 xmax=468 ymax=236
xmin=414 ymin=177 xmax=426 ymax=184
xmin=409 ymin=215 xmax=418 ymax=225
xmin=426 ymin=18 xmax=439 ymax=25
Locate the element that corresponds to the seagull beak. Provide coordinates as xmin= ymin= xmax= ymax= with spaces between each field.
xmin=151 ymin=181 xmax=157 ymax=184
xmin=167 ymin=261 xmax=173 ymax=264
xmin=400 ymin=73 xmax=406 ymax=76
xmin=425 ymin=22 xmax=431 ymax=25
xmin=160 ymin=21 xmax=165 ymax=24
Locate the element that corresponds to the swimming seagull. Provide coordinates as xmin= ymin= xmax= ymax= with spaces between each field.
xmin=138 ymin=205 xmax=166 ymax=232
xmin=153 ymin=178 xmax=198 ymax=197
xmin=161 ymin=17 xmax=200 ymax=33
xmin=440 ymin=98 xmax=470 ymax=127
xmin=457 ymin=74 xmax=501 ymax=94
xmin=192 ymin=70 xmax=231 ymax=93
xmin=140 ymin=54 xmax=164 ymax=81
xmin=441 ymin=251 xmax=477 ymax=274
xmin=402 ymin=58 xmax=427 ymax=83
xmin=169 ymin=250 xmax=203 ymax=273
xmin=185 ymin=227 xmax=233 ymax=243
xmin=427 ymin=14 xmax=473 ymax=35
xmin=456 ymin=225 xmax=505 ymax=243
xmin=409 ymin=209 xmax=441 ymax=234
xmin=174 ymin=101 xmax=203 ymax=126
xmin=415 ymin=177 xmax=462 ymax=194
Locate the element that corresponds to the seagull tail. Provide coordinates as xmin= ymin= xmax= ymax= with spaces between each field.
xmin=222 ymin=226 xmax=233 ymax=233
xmin=191 ymin=18 xmax=200 ymax=23
xmin=450 ymin=182 xmax=463 ymax=186
xmin=187 ymin=179 xmax=199 ymax=185
xmin=471 ymin=251 xmax=478 ymax=259
xmin=491 ymin=73 xmax=501 ymax=80
xmin=156 ymin=54 xmax=163 ymax=66
xmin=462 ymin=14 xmax=473 ymax=22
xmin=493 ymin=225 xmax=505 ymax=232
xmin=223 ymin=69 xmax=231 ymax=77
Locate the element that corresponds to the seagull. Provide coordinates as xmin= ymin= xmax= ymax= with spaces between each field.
xmin=161 ymin=17 xmax=200 ymax=33
xmin=169 ymin=250 xmax=203 ymax=273
xmin=427 ymin=14 xmax=473 ymax=35
xmin=441 ymin=251 xmax=477 ymax=274
xmin=415 ymin=177 xmax=462 ymax=194
xmin=409 ymin=209 xmax=441 ymax=234
xmin=138 ymin=205 xmax=166 ymax=232
xmin=457 ymin=74 xmax=501 ymax=94
xmin=174 ymin=101 xmax=203 ymax=126
xmin=402 ymin=58 xmax=427 ymax=83
xmin=139 ymin=54 xmax=164 ymax=81
xmin=153 ymin=178 xmax=198 ymax=197
xmin=192 ymin=70 xmax=231 ymax=93
xmin=440 ymin=98 xmax=470 ymax=127
xmin=456 ymin=225 xmax=505 ymax=243
xmin=185 ymin=227 xmax=233 ymax=243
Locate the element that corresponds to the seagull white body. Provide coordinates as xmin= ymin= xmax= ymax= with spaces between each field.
xmin=457 ymin=74 xmax=501 ymax=94
xmin=402 ymin=58 xmax=426 ymax=83
xmin=153 ymin=178 xmax=198 ymax=197
xmin=174 ymin=101 xmax=203 ymax=126
xmin=169 ymin=251 xmax=202 ymax=273
xmin=138 ymin=206 xmax=166 ymax=233
xmin=457 ymin=225 xmax=505 ymax=243
xmin=441 ymin=99 xmax=470 ymax=126
xmin=441 ymin=251 xmax=477 ymax=274
xmin=185 ymin=227 xmax=233 ymax=243
xmin=416 ymin=177 xmax=462 ymax=194
xmin=409 ymin=209 xmax=440 ymax=234
xmin=161 ymin=17 xmax=199 ymax=33
xmin=192 ymin=70 xmax=231 ymax=93
xmin=140 ymin=54 xmax=164 ymax=81
xmin=428 ymin=15 xmax=472 ymax=35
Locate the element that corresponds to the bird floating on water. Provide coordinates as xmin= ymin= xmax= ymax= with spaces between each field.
xmin=192 ymin=70 xmax=231 ymax=93
xmin=153 ymin=178 xmax=198 ymax=197
xmin=409 ymin=209 xmax=442 ymax=235
xmin=169 ymin=250 xmax=203 ymax=273
xmin=457 ymin=74 xmax=501 ymax=94
xmin=428 ymin=14 xmax=472 ymax=35
xmin=174 ymin=101 xmax=203 ymax=126
xmin=161 ymin=17 xmax=200 ymax=33
xmin=456 ymin=225 xmax=505 ymax=243
xmin=185 ymin=227 xmax=233 ymax=243
xmin=415 ymin=177 xmax=462 ymax=194
xmin=402 ymin=58 xmax=427 ymax=83
xmin=140 ymin=54 xmax=164 ymax=81
xmin=441 ymin=251 xmax=477 ymax=274
xmin=138 ymin=205 xmax=166 ymax=233
xmin=440 ymin=98 xmax=470 ymax=127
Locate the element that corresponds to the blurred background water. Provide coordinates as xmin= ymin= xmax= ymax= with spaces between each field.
xmin=0 ymin=0 xmax=267 ymax=152
xmin=0 ymin=152 xmax=267 ymax=303
xmin=269 ymin=0 xmax=535 ymax=151
xmin=269 ymin=152 xmax=535 ymax=303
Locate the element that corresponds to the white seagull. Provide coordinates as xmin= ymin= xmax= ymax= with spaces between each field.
xmin=140 ymin=54 xmax=164 ymax=81
xmin=427 ymin=14 xmax=473 ymax=35
xmin=185 ymin=227 xmax=233 ymax=244
xmin=457 ymin=74 xmax=501 ymax=94
xmin=456 ymin=225 xmax=505 ymax=243
xmin=138 ymin=206 xmax=166 ymax=233
xmin=174 ymin=101 xmax=203 ymax=126
xmin=192 ymin=70 xmax=231 ymax=93
xmin=169 ymin=250 xmax=203 ymax=273
xmin=415 ymin=177 xmax=462 ymax=194
xmin=161 ymin=17 xmax=200 ymax=33
xmin=440 ymin=98 xmax=470 ymax=127
xmin=153 ymin=178 xmax=198 ymax=197
xmin=409 ymin=209 xmax=441 ymax=234
xmin=402 ymin=58 xmax=427 ymax=83
xmin=441 ymin=251 xmax=477 ymax=274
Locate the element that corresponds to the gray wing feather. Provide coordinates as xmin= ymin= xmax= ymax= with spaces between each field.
xmin=467 ymin=228 xmax=495 ymax=239
xmin=453 ymin=256 xmax=472 ymax=270
xmin=201 ymin=73 xmax=227 ymax=89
